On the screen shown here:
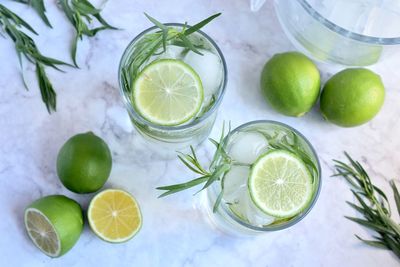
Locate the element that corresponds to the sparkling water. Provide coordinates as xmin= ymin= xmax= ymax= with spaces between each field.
xmin=206 ymin=121 xmax=320 ymax=234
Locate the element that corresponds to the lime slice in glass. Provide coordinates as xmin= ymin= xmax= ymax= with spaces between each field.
xmin=132 ymin=59 xmax=204 ymax=126
xmin=248 ymin=150 xmax=313 ymax=218
xmin=24 ymin=195 xmax=83 ymax=257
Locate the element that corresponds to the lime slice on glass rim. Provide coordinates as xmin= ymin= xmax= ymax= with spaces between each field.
xmin=248 ymin=150 xmax=314 ymax=218
xmin=132 ymin=59 xmax=204 ymax=126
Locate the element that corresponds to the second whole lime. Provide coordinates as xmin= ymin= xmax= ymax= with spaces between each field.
xmin=320 ymin=68 xmax=385 ymax=127
xmin=57 ymin=132 xmax=112 ymax=193
xmin=260 ymin=52 xmax=321 ymax=117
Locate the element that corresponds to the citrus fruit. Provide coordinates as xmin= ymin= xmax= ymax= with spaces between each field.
xmin=132 ymin=59 xmax=204 ymax=126
xmin=57 ymin=132 xmax=112 ymax=193
xmin=248 ymin=150 xmax=313 ymax=218
xmin=88 ymin=189 xmax=142 ymax=243
xmin=320 ymin=68 xmax=385 ymax=127
xmin=260 ymin=52 xmax=320 ymax=117
xmin=24 ymin=195 xmax=83 ymax=257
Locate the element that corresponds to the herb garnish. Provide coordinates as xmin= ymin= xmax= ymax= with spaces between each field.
xmin=333 ymin=153 xmax=400 ymax=258
xmin=0 ymin=4 xmax=71 ymax=112
xmin=58 ymin=0 xmax=117 ymax=67
xmin=121 ymin=13 xmax=221 ymax=95
xmin=157 ymin=124 xmax=231 ymax=212
xmin=12 ymin=0 xmax=52 ymax=27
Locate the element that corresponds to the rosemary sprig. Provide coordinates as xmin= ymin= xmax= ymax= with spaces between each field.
xmin=12 ymin=0 xmax=52 ymax=27
xmin=0 ymin=4 xmax=71 ymax=112
xmin=333 ymin=152 xmax=400 ymax=259
xmin=157 ymin=124 xmax=231 ymax=212
xmin=58 ymin=0 xmax=116 ymax=67
xmin=121 ymin=13 xmax=221 ymax=95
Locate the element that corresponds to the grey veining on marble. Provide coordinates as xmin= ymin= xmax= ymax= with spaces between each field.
xmin=0 ymin=0 xmax=399 ymax=266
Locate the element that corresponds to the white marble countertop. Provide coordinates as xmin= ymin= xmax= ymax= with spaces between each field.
xmin=1 ymin=0 xmax=399 ymax=266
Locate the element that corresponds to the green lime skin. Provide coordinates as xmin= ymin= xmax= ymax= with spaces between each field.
xmin=320 ymin=68 xmax=385 ymax=127
xmin=260 ymin=52 xmax=321 ymax=117
xmin=25 ymin=195 xmax=83 ymax=257
xmin=57 ymin=132 xmax=112 ymax=193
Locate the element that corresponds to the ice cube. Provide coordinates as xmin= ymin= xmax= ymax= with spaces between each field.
xmin=228 ymin=132 xmax=269 ymax=165
xmin=222 ymin=166 xmax=250 ymax=204
xmin=183 ymin=49 xmax=223 ymax=98
xmin=228 ymin=188 xmax=275 ymax=226
xmin=244 ymin=192 xmax=275 ymax=226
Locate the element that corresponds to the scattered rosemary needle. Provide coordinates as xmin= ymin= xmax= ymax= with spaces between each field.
xmin=58 ymin=0 xmax=117 ymax=67
xmin=12 ymin=0 xmax=52 ymax=27
xmin=0 ymin=4 xmax=71 ymax=112
xmin=121 ymin=13 xmax=221 ymax=95
xmin=333 ymin=152 xmax=400 ymax=259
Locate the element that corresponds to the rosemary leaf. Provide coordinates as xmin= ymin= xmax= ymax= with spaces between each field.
xmin=13 ymin=0 xmax=52 ymax=27
xmin=36 ymin=62 xmax=56 ymax=112
xmin=156 ymin=176 xmax=209 ymax=197
xmin=184 ymin=13 xmax=221 ymax=35
xmin=344 ymin=216 xmax=395 ymax=235
xmin=213 ymin=168 xmax=228 ymax=213
xmin=177 ymin=154 xmax=205 ymax=175
xmin=390 ymin=180 xmax=400 ymax=217
xmin=355 ymin=235 xmax=389 ymax=250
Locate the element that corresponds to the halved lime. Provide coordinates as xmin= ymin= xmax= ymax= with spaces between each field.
xmin=24 ymin=195 xmax=83 ymax=257
xmin=132 ymin=59 xmax=204 ymax=126
xmin=88 ymin=189 xmax=142 ymax=243
xmin=248 ymin=150 xmax=313 ymax=218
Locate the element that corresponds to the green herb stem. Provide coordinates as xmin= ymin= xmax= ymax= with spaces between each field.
xmin=333 ymin=152 xmax=400 ymax=259
xmin=0 ymin=4 xmax=71 ymax=112
xmin=58 ymin=0 xmax=117 ymax=67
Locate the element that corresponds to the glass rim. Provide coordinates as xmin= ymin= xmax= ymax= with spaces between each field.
xmin=212 ymin=120 xmax=322 ymax=232
xmin=118 ymin=23 xmax=228 ymax=131
xmin=284 ymin=0 xmax=400 ymax=45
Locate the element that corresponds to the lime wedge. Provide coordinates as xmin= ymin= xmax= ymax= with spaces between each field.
xmin=24 ymin=195 xmax=83 ymax=257
xmin=132 ymin=59 xmax=204 ymax=126
xmin=248 ymin=150 xmax=313 ymax=218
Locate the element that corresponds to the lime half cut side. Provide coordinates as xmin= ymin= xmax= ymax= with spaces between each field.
xmin=248 ymin=150 xmax=313 ymax=218
xmin=25 ymin=209 xmax=61 ymax=257
xmin=133 ymin=59 xmax=204 ymax=126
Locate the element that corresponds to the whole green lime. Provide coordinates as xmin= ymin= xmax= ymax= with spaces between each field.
xmin=260 ymin=52 xmax=321 ymax=117
xmin=57 ymin=132 xmax=112 ymax=193
xmin=320 ymin=68 xmax=385 ymax=127
xmin=24 ymin=195 xmax=83 ymax=257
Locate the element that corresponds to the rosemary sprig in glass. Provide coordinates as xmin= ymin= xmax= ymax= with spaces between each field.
xmin=121 ymin=13 xmax=221 ymax=95
xmin=333 ymin=152 xmax=400 ymax=258
xmin=58 ymin=0 xmax=117 ymax=67
xmin=12 ymin=0 xmax=52 ymax=27
xmin=157 ymin=124 xmax=231 ymax=212
xmin=0 ymin=4 xmax=71 ymax=112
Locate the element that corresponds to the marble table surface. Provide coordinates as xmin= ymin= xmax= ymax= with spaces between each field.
xmin=1 ymin=0 xmax=399 ymax=266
